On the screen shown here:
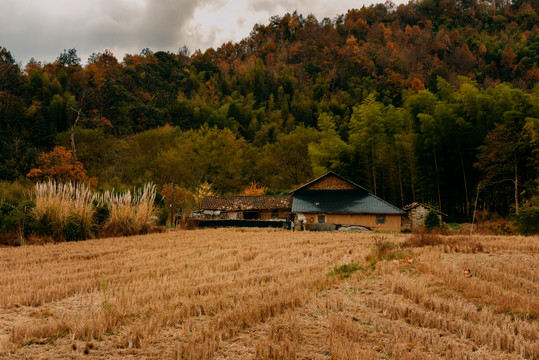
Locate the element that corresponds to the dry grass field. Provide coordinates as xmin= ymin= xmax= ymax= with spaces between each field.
xmin=1 ymin=229 xmax=538 ymax=359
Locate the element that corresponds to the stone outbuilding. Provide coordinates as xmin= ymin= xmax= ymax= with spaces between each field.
xmin=402 ymin=202 xmax=447 ymax=231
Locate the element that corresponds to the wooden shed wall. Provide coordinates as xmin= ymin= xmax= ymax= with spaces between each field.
xmin=260 ymin=210 xmax=291 ymax=220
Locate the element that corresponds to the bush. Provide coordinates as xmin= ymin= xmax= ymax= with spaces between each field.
xmin=424 ymin=209 xmax=440 ymax=230
xmin=328 ymin=263 xmax=363 ymax=278
xmin=0 ymin=200 xmax=36 ymax=245
xmin=34 ymin=214 xmax=54 ymax=237
xmin=365 ymin=235 xmax=406 ymax=268
xmin=0 ymin=181 xmax=27 ymax=204
xmin=63 ymin=217 xmax=81 ymax=242
xmin=92 ymin=202 xmax=110 ymax=228
xmin=516 ymin=206 xmax=539 ymax=235
xmin=403 ymin=232 xmax=444 ymax=247
xmin=158 ymin=205 xmax=169 ymax=226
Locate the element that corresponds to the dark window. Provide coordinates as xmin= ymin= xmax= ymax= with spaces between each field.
xmin=271 ymin=209 xmax=279 ymax=219
xmin=244 ymin=211 xmax=260 ymax=220
xmin=376 ymin=215 xmax=386 ymax=224
xmin=318 ymin=215 xmax=326 ymax=223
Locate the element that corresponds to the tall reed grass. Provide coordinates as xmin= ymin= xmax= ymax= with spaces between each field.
xmin=33 ymin=180 xmax=97 ymax=240
xmin=99 ymin=183 xmax=157 ymax=236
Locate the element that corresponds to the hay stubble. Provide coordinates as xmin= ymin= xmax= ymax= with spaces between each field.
xmin=1 ymin=229 xmax=538 ymax=359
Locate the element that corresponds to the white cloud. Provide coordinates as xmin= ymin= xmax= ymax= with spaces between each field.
xmin=0 ymin=0 xmax=404 ymax=65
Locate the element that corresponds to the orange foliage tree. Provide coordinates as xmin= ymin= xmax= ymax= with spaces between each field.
xmin=241 ymin=181 xmax=267 ymax=196
xmin=26 ymin=146 xmax=97 ymax=187
xmin=410 ymin=78 xmax=426 ymax=92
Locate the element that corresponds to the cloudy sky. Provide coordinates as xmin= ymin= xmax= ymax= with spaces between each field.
xmin=1 ymin=0 xmax=399 ymax=65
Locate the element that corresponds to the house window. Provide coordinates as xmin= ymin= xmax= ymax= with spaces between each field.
xmin=318 ymin=215 xmax=326 ymax=223
xmin=376 ymin=215 xmax=386 ymax=224
xmin=271 ymin=209 xmax=279 ymax=219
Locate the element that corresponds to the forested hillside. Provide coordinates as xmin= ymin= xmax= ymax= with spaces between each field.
xmin=1 ymin=0 xmax=538 ymax=218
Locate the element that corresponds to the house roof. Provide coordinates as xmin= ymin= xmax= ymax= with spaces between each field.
xmin=403 ymin=202 xmax=448 ymax=216
xmin=290 ymin=172 xmax=405 ymax=215
xmin=289 ymin=171 xmax=371 ymax=194
xmin=201 ymin=195 xmax=292 ymax=211
xmin=291 ymin=190 xmax=406 ymax=215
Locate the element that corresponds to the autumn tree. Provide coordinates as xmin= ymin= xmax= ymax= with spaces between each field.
xmin=241 ymin=181 xmax=268 ymax=196
xmin=26 ymin=146 xmax=97 ymax=187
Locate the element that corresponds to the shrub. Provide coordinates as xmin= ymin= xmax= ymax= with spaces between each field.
xmin=403 ymin=232 xmax=444 ymax=247
xmin=516 ymin=206 xmax=539 ymax=235
xmin=62 ymin=217 xmax=81 ymax=242
xmin=92 ymin=202 xmax=110 ymax=229
xmin=365 ymin=235 xmax=406 ymax=267
xmin=0 ymin=181 xmax=27 ymax=204
xmin=328 ymin=263 xmax=363 ymax=278
xmin=158 ymin=205 xmax=169 ymax=226
xmin=424 ymin=209 xmax=440 ymax=230
xmin=0 ymin=200 xmax=36 ymax=245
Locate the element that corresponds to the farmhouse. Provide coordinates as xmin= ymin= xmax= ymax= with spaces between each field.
xmin=402 ymin=202 xmax=447 ymax=230
xmin=290 ymin=172 xmax=405 ymax=232
xmin=199 ymin=195 xmax=292 ymax=220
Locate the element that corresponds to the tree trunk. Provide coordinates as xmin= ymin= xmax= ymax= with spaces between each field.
xmin=397 ymin=161 xmax=404 ymax=208
xmin=70 ymin=109 xmax=82 ymax=165
xmin=434 ymin=149 xmax=442 ymax=211
xmin=408 ymin=152 xmax=416 ymax=202
xmin=371 ymin=139 xmax=377 ymax=195
xmin=459 ymin=150 xmax=470 ymax=217
xmin=514 ymin=161 xmax=519 ymax=214
xmin=471 ymin=183 xmax=481 ymax=236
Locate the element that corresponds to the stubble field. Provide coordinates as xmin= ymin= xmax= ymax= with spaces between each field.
xmin=1 ymin=229 xmax=538 ymax=359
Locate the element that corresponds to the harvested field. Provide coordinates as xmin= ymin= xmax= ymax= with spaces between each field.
xmin=1 ymin=229 xmax=538 ymax=359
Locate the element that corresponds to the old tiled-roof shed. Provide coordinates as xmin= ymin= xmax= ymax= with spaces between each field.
xmin=290 ymin=172 xmax=405 ymax=232
xmin=200 ymin=195 xmax=292 ymax=220
xmin=402 ymin=202 xmax=447 ymax=230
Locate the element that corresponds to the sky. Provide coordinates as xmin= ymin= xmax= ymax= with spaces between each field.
xmin=0 ymin=0 xmax=400 ymax=66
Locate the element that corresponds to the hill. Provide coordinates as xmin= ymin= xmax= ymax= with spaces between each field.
xmin=0 ymin=0 xmax=538 ymax=218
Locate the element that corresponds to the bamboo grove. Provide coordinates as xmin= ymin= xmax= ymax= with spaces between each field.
xmin=0 ymin=0 xmax=538 ymax=219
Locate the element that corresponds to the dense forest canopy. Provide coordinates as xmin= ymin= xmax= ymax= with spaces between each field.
xmin=0 ymin=0 xmax=538 ymax=219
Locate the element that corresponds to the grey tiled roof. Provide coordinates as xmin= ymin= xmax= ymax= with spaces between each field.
xmin=402 ymin=202 xmax=448 ymax=216
xmin=291 ymin=190 xmax=405 ymax=215
xmin=201 ymin=195 xmax=292 ymax=211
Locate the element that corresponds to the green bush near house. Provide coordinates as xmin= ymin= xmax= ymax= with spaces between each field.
xmin=424 ymin=209 xmax=440 ymax=230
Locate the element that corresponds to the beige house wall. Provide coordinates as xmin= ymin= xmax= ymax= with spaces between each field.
xmin=302 ymin=213 xmax=402 ymax=232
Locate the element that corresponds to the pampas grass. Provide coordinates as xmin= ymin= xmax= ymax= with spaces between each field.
xmin=99 ymin=183 xmax=157 ymax=236
xmin=33 ymin=181 xmax=157 ymax=240
xmin=33 ymin=180 xmax=97 ymax=240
